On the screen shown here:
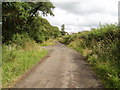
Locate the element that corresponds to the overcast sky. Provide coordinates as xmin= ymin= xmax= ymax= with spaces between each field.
xmin=44 ymin=0 xmax=119 ymax=33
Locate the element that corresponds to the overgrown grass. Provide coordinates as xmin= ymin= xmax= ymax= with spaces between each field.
xmin=39 ymin=39 xmax=57 ymax=46
xmin=59 ymin=24 xmax=120 ymax=88
xmin=2 ymin=44 xmax=48 ymax=88
xmin=2 ymin=33 xmax=48 ymax=88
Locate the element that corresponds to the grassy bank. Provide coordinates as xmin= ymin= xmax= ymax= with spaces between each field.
xmin=58 ymin=24 xmax=120 ymax=88
xmin=39 ymin=39 xmax=56 ymax=46
xmin=2 ymin=34 xmax=48 ymax=88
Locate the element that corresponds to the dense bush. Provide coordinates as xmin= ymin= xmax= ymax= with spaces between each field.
xmin=2 ymin=2 xmax=61 ymax=44
xmin=28 ymin=16 xmax=61 ymax=43
xmin=59 ymin=24 xmax=120 ymax=88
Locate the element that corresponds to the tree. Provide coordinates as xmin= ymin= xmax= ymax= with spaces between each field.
xmin=29 ymin=2 xmax=55 ymax=17
xmin=2 ymin=2 xmax=58 ymax=43
xmin=61 ymin=24 xmax=66 ymax=35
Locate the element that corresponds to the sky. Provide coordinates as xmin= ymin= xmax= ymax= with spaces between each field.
xmin=43 ymin=0 xmax=119 ymax=33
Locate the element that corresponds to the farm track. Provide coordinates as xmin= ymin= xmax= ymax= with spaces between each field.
xmin=14 ymin=42 xmax=103 ymax=88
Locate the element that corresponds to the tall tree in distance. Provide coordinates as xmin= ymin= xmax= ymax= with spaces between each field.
xmin=61 ymin=24 xmax=66 ymax=35
xmin=61 ymin=24 xmax=65 ymax=31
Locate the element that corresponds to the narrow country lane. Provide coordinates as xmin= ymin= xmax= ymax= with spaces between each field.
xmin=14 ymin=42 xmax=103 ymax=88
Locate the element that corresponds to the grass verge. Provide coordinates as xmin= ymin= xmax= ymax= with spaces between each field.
xmin=2 ymin=44 xmax=48 ymax=88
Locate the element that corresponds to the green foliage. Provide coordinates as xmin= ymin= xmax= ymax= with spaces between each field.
xmin=2 ymin=2 xmax=60 ymax=43
xmin=58 ymin=34 xmax=78 ymax=45
xmin=61 ymin=24 xmax=66 ymax=35
xmin=39 ymin=39 xmax=57 ymax=46
xmin=11 ymin=33 xmax=32 ymax=47
xmin=2 ymin=43 xmax=48 ymax=87
xmin=28 ymin=16 xmax=61 ymax=43
xmin=59 ymin=24 xmax=120 ymax=88
xmin=2 ymin=45 xmax=17 ymax=63
xmin=2 ymin=2 xmax=59 ymax=88
xmin=29 ymin=2 xmax=55 ymax=16
xmin=61 ymin=24 xmax=65 ymax=31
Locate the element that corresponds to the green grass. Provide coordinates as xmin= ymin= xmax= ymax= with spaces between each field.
xmin=2 ymin=44 xmax=48 ymax=88
xmin=39 ymin=39 xmax=56 ymax=46
xmin=59 ymin=24 xmax=120 ymax=88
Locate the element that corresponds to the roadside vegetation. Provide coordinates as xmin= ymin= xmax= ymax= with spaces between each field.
xmin=2 ymin=2 xmax=119 ymax=88
xmin=2 ymin=39 xmax=48 ymax=87
xmin=2 ymin=2 xmax=62 ymax=87
xmin=39 ymin=39 xmax=57 ymax=46
xmin=58 ymin=24 xmax=120 ymax=88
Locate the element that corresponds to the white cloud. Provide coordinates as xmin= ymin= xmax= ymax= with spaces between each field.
xmin=43 ymin=0 xmax=119 ymax=33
